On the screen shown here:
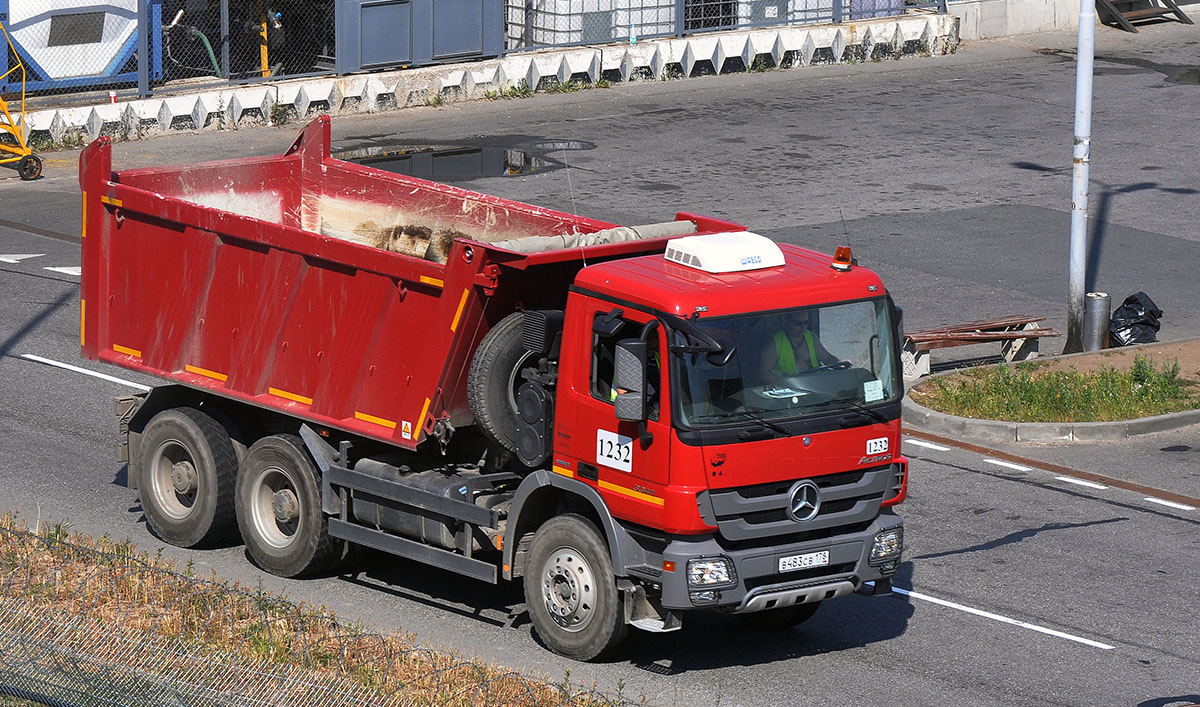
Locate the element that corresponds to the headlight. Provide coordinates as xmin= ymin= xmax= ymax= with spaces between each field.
xmin=686 ymin=557 xmax=735 ymax=587
xmin=870 ymin=528 xmax=903 ymax=564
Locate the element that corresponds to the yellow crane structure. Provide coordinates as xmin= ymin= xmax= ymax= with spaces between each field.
xmin=1 ymin=18 xmax=42 ymax=181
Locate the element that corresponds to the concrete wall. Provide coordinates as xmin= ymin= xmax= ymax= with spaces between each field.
xmin=949 ymin=0 xmax=1200 ymax=41
xmin=948 ymin=0 xmax=1082 ymax=40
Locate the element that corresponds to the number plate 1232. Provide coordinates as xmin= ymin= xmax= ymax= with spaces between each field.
xmin=596 ymin=429 xmax=633 ymax=473
xmin=778 ymin=550 xmax=829 ymax=573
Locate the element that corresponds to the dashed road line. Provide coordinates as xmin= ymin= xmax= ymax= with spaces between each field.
xmin=21 ymin=354 xmax=150 ymax=392
xmin=905 ymin=438 xmax=951 ymax=451
xmin=891 ymin=586 xmax=1115 ymax=650
xmin=983 ymin=458 xmax=1032 ymax=472
xmin=43 ymin=266 xmax=81 ymax=276
xmin=1143 ymin=497 xmax=1196 ymax=512
xmin=1055 ymin=476 xmax=1108 ymax=490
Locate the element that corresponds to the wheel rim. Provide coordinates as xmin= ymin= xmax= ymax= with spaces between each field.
xmin=148 ymin=439 xmax=199 ymax=520
xmin=249 ymin=465 xmax=301 ymax=550
xmin=541 ymin=545 xmax=597 ymax=633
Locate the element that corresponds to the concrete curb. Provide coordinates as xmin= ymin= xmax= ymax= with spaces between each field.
xmin=902 ymin=390 xmax=1200 ymax=444
xmin=17 ymin=13 xmax=957 ymax=146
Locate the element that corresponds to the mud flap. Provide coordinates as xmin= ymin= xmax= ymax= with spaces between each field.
xmin=620 ymin=579 xmax=682 ymax=633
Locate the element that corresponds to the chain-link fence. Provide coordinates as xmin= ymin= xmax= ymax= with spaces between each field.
xmin=0 ymin=517 xmax=630 ymax=707
xmin=504 ymin=0 xmax=947 ymax=51
xmin=2 ymin=0 xmax=945 ymax=106
xmin=0 ymin=0 xmax=335 ymax=104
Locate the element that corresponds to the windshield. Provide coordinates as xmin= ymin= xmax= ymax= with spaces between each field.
xmin=671 ymin=298 xmax=899 ymax=429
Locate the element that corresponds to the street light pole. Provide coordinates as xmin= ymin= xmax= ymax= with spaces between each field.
xmin=1066 ymin=0 xmax=1097 ymax=353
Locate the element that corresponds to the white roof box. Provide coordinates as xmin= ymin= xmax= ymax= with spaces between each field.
xmin=664 ymin=231 xmax=785 ymax=274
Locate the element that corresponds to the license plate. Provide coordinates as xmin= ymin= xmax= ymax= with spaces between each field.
xmin=778 ymin=550 xmax=829 ymax=573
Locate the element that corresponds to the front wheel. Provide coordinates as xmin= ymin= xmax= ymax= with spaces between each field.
xmin=17 ymin=155 xmax=42 ymax=181
xmin=523 ymin=514 xmax=627 ymax=661
xmin=236 ymin=434 xmax=342 ymax=577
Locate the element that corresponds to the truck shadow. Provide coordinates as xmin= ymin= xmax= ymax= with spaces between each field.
xmin=619 ymin=562 xmax=916 ymax=672
xmin=343 ymin=552 xmax=915 ymax=669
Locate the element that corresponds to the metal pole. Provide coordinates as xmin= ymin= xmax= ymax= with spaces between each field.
xmin=137 ymin=0 xmax=148 ymax=97
xmin=1065 ymin=0 xmax=1096 ymax=353
xmin=221 ymin=0 xmax=230 ymax=81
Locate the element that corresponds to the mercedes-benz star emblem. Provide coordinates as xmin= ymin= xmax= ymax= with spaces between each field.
xmin=786 ymin=480 xmax=821 ymax=523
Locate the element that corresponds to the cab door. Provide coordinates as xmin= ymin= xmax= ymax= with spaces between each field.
xmin=569 ymin=304 xmax=673 ymax=525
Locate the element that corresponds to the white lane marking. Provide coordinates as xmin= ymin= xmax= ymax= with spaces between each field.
xmin=984 ymin=459 xmax=1032 ymax=472
xmin=44 ymin=266 xmax=81 ymax=276
xmin=0 ymin=254 xmax=44 ymax=263
xmin=21 ymin=354 xmax=151 ymax=392
xmin=905 ymin=438 xmax=951 ymax=451
xmin=1055 ymin=476 xmax=1108 ymax=490
xmin=892 ymin=586 xmax=1115 ymax=650
xmin=1143 ymin=497 xmax=1196 ymax=512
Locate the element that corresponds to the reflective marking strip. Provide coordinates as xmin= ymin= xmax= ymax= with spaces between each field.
xmin=185 ymin=365 xmax=228 ymax=382
xmin=100 ymin=195 xmax=123 ymax=207
xmin=355 ymin=411 xmax=397 ymax=429
xmin=449 ymin=288 xmax=470 ymax=332
xmin=905 ymin=438 xmax=951 ymax=452
xmin=984 ymin=459 xmax=1032 ymax=472
xmin=80 ymin=299 xmax=85 ymax=346
xmin=1055 ymin=476 xmax=1108 ymax=490
xmin=21 ymin=354 xmax=150 ymax=392
xmin=551 ymin=465 xmax=575 ymax=479
xmin=891 ymin=586 xmax=1115 ymax=650
xmin=1144 ymin=497 xmax=1195 ymax=511
xmin=112 ymin=344 xmax=142 ymax=358
xmin=81 ymin=192 xmax=86 ymax=238
xmin=269 ymin=387 xmax=313 ymax=405
xmin=417 ymin=397 xmax=431 ymax=433
xmin=419 ymin=275 xmax=444 ymax=288
xmin=598 ymin=479 xmax=665 ymax=506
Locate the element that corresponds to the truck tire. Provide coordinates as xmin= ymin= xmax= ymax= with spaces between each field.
xmin=467 ymin=311 xmax=533 ymax=454
xmin=236 ymin=434 xmax=342 ymax=578
xmin=523 ymin=514 xmax=627 ymax=661
xmin=137 ymin=407 xmax=238 ymax=548
xmin=737 ymin=602 xmax=820 ymax=629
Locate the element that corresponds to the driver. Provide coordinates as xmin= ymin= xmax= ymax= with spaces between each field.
xmin=759 ymin=310 xmax=843 ymax=381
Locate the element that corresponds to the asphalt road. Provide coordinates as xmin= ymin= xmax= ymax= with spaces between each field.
xmin=2 ymin=20 xmax=1199 ymax=707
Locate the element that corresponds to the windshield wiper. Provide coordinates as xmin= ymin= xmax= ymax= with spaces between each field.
xmin=735 ymin=409 xmax=790 ymax=438
xmin=834 ymin=398 xmax=892 ymax=426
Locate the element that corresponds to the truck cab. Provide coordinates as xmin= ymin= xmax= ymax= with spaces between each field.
xmin=507 ymin=231 xmax=906 ymax=655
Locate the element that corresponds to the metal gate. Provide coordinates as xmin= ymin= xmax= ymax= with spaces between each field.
xmin=336 ymin=0 xmax=502 ymax=73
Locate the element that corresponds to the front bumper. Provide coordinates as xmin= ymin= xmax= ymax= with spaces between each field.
xmin=655 ymin=511 xmax=902 ymax=612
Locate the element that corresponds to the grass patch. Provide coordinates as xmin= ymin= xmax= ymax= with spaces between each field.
xmin=0 ymin=513 xmax=627 ymax=706
xmin=912 ymin=356 xmax=1200 ymax=423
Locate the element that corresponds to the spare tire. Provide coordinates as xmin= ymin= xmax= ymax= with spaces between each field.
xmin=467 ymin=311 xmax=534 ymax=453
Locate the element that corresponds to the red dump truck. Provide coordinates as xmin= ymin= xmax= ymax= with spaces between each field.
xmin=79 ymin=117 xmax=907 ymax=660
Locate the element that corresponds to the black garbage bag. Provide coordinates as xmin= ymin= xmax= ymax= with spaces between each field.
xmin=1109 ymin=292 xmax=1163 ymax=347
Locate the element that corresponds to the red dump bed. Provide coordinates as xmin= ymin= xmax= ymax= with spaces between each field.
xmin=79 ymin=117 xmax=740 ymax=448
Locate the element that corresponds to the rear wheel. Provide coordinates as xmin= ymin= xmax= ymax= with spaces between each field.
xmin=524 ymin=514 xmax=627 ymax=661
xmin=737 ymin=602 xmax=821 ymax=629
xmin=137 ymin=407 xmax=238 ymax=548
xmin=236 ymin=434 xmax=342 ymax=577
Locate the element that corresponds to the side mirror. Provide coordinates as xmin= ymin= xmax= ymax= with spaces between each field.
xmin=613 ymin=339 xmax=647 ymax=421
xmin=892 ymin=303 xmax=905 ymax=344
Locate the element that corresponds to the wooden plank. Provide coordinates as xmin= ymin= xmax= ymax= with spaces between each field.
xmin=905 ymin=316 xmax=1044 ymax=339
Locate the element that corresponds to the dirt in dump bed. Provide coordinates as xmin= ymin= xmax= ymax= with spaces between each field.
xmin=352 ymin=222 xmax=469 ymax=264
